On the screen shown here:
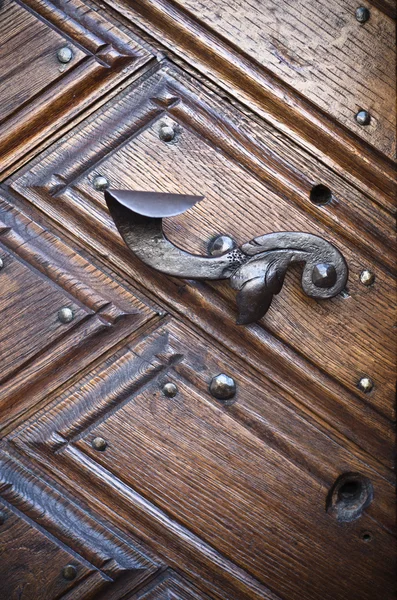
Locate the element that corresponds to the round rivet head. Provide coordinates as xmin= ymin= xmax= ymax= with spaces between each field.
xmin=355 ymin=110 xmax=371 ymax=126
xmin=312 ymin=263 xmax=337 ymax=288
xmin=159 ymin=125 xmax=175 ymax=142
xmin=62 ymin=565 xmax=77 ymax=580
xmin=358 ymin=376 xmax=374 ymax=393
xmin=0 ymin=257 xmax=3 ymax=270
xmin=92 ymin=437 xmax=107 ymax=451
xmin=162 ymin=382 xmax=178 ymax=397
xmin=57 ymin=307 xmax=74 ymax=324
xmin=209 ymin=373 xmax=236 ymax=401
xmin=92 ymin=175 xmax=109 ymax=191
xmin=359 ymin=269 xmax=375 ymax=286
xmin=57 ymin=47 xmax=73 ymax=64
xmin=355 ymin=6 xmax=370 ymax=22
xmin=208 ymin=235 xmax=236 ymax=256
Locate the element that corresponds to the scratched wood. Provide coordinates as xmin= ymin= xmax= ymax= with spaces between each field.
xmin=10 ymin=319 xmax=396 ymax=600
xmin=8 ymin=65 xmax=395 ymax=462
xmin=0 ymin=0 xmax=152 ymax=178
xmin=146 ymin=0 xmax=397 ymax=159
xmin=0 ymin=451 xmax=160 ymax=599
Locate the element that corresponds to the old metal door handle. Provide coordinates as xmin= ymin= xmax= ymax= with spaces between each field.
xmin=105 ymin=190 xmax=348 ymax=325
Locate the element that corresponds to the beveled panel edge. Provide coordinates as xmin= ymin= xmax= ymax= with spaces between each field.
xmin=0 ymin=195 xmax=159 ymax=434
xmin=95 ymin=0 xmax=397 ymax=212
xmin=8 ymin=318 xmax=395 ymax=531
xmin=0 ymin=0 xmax=154 ymax=178
xmin=0 ymin=447 xmax=161 ymax=589
xmin=4 ymin=63 xmax=394 ymax=471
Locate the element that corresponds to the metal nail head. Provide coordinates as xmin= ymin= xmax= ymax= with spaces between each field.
xmin=208 ymin=235 xmax=236 ymax=256
xmin=209 ymin=373 xmax=236 ymax=401
xmin=92 ymin=437 xmax=107 ymax=451
xmin=58 ymin=307 xmax=74 ymax=324
xmin=355 ymin=110 xmax=371 ymax=126
xmin=93 ymin=175 xmax=109 ymax=191
xmin=358 ymin=376 xmax=374 ymax=393
xmin=355 ymin=6 xmax=370 ymax=22
xmin=162 ymin=382 xmax=178 ymax=397
xmin=359 ymin=269 xmax=375 ymax=286
xmin=159 ymin=125 xmax=175 ymax=142
xmin=62 ymin=565 xmax=77 ymax=580
xmin=57 ymin=47 xmax=73 ymax=64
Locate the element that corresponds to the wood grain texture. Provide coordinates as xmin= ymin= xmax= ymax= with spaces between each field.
xmin=9 ymin=320 xmax=396 ymax=600
xmin=0 ymin=195 xmax=157 ymax=434
xmin=6 ymin=64 xmax=395 ymax=469
xmin=0 ymin=450 xmax=161 ymax=599
xmin=174 ymin=0 xmax=396 ymax=158
xmin=126 ymin=571 xmax=213 ymax=599
xmin=98 ymin=0 xmax=397 ymax=208
xmin=0 ymin=0 xmax=152 ymax=178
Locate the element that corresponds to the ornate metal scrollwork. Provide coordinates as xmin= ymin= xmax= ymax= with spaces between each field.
xmin=105 ymin=190 xmax=348 ymax=325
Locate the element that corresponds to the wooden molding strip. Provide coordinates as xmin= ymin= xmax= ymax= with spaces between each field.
xmin=101 ymin=0 xmax=396 ymax=212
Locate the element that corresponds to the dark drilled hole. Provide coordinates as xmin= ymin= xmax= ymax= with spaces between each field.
xmin=310 ymin=184 xmax=332 ymax=206
xmin=338 ymin=480 xmax=361 ymax=501
xmin=361 ymin=531 xmax=372 ymax=542
xmin=326 ymin=473 xmax=374 ymax=522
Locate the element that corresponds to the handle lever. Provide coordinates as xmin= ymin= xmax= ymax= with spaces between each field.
xmin=105 ymin=190 xmax=348 ymax=325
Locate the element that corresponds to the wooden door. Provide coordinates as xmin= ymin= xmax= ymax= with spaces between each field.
xmin=0 ymin=1 xmax=395 ymax=599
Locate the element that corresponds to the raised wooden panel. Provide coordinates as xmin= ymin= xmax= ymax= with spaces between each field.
xmin=0 ymin=0 xmax=152 ymax=177
xmin=98 ymin=0 xmax=396 ymax=206
xmin=0 ymin=451 xmax=160 ymax=599
xmin=9 ymin=320 xmax=396 ymax=600
xmin=171 ymin=0 xmax=396 ymax=159
xmin=0 ymin=196 xmax=157 ymax=433
xmin=6 ymin=63 xmax=395 ymax=469
xmin=128 ymin=571 xmax=212 ymax=599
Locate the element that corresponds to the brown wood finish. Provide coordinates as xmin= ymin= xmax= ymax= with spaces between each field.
xmin=0 ymin=0 xmax=395 ymax=598
xmin=0 ymin=0 xmax=153 ymax=178
xmin=98 ymin=0 xmax=397 ymax=208
xmin=0 ymin=450 xmax=161 ymax=599
xmin=8 ymin=319 xmax=396 ymax=600
xmin=0 ymin=195 xmax=157 ymax=433
xmin=5 ymin=64 xmax=394 ymax=469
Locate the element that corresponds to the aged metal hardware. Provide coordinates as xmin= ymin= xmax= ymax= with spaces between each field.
xmin=105 ymin=190 xmax=348 ymax=325
xmin=91 ymin=437 xmax=108 ymax=451
xmin=57 ymin=307 xmax=74 ymax=324
xmin=359 ymin=269 xmax=375 ymax=286
xmin=209 ymin=374 xmax=237 ymax=401
xmin=357 ymin=376 xmax=374 ymax=393
xmin=162 ymin=382 xmax=178 ymax=397
xmin=56 ymin=46 xmax=73 ymax=64
xmin=355 ymin=109 xmax=371 ymax=126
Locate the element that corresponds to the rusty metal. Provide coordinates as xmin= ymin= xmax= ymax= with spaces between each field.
xmin=105 ymin=190 xmax=349 ymax=325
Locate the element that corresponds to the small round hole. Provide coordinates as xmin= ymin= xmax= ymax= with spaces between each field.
xmin=361 ymin=531 xmax=372 ymax=542
xmin=326 ymin=473 xmax=373 ymax=522
xmin=310 ymin=184 xmax=332 ymax=206
xmin=338 ymin=480 xmax=362 ymax=501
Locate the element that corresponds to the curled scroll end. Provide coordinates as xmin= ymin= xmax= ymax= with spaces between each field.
xmin=104 ymin=189 xmax=204 ymax=218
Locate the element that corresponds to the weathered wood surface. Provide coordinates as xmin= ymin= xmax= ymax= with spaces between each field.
xmin=100 ymin=0 xmax=397 ymax=208
xmin=6 ymin=65 xmax=394 ymax=470
xmin=0 ymin=0 xmax=152 ymax=178
xmin=0 ymin=450 xmax=161 ymax=599
xmin=0 ymin=196 xmax=157 ymax=433
xmin=10 ymin=320 xmax=396 ymax=600
xmin=0 ymin=0 xmax=395 ymax=598
xmin=175 ymin=0 xmax=396 ymax=159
